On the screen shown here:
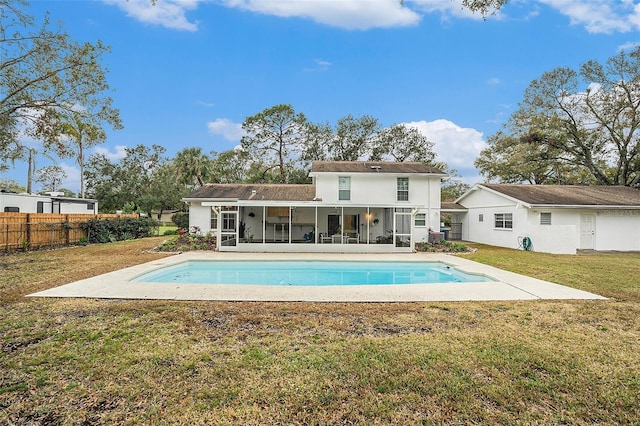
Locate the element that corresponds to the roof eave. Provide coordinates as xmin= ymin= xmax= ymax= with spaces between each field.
xmin=182 ymin=197 xmax=238 ymax=203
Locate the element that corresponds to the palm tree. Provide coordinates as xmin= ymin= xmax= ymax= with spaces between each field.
xmin=174 ymin=147 xmax=212 ymax=187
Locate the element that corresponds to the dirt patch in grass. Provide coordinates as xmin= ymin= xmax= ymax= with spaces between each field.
xmin=1 ymin=240 xmax=639 ymax=424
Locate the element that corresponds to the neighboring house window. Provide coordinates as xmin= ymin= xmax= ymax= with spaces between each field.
xmin=86 ymin=203 xmax=95 ymax=211
xmin=3 ymin=206 xmax=19 ymax=212
xmin=37 ymin=201 xmax=44 ymax=213
xmin=415 ymin=213 xmax=426 ymax=227
xmin=338 ymin=176 xmax=351 ymax=200
xmin=494 ymin=213 xmax=513 ymax=229
xmin=479 ymin=214 xmax=483 ymax=222
xmin=397 ymin=177 xmax=409 ymax=201
xmin=540 ymin=212 xmax=552 ymax=225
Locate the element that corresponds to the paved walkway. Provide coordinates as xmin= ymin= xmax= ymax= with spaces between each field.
xmin=28 ymin=252 xmax=607 ymax=302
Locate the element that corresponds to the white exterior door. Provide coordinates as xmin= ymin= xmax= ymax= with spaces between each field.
xmin=394 ymin=209 xmax=412 ymax=248
xmin=580 ymin=214 xmax=595 ymax=250
xmin=219 ymin=211 xmax=238 ymax=248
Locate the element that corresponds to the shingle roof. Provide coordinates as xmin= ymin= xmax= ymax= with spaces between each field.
xmin=311 ymin=161 xmax=445 ymax=174
xmin=184 ymin=184 xmax=317 ymax=201
xmin=481 ymin=184 xmax=640 ymax=206
xmin=441 ymin=202 xmax=467 ymax=210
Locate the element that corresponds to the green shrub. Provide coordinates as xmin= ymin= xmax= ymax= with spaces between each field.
xmin=171 ymin=212 xmax=189 ymax=229
xmin=83 ymin=217 xmax=159 ymax=244
xmin=157 ymin=229 xmax=216 ymax=251
xmin=416 ymin=240 xmax=470 ymax=253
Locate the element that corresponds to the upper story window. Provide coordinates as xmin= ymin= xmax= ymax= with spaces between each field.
xmin=494 ymin=213 xmax=513 ymax=229
xmin=397 ymin=177 xmax=409 ymax=201
xmin=338 ymin=176 xmax=351 ymax=200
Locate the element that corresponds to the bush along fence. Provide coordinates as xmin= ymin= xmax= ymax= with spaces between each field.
xmin=0 ymin=213 xmax=158 ymax=251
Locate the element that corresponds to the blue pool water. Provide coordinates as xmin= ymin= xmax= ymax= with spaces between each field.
xmin=132 ymin=260 xmax=493 ymax=286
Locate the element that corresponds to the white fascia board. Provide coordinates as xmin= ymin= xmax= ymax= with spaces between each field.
xmin=441 ymin=208 xmax=468 ymax=213
xmin=310 ymin=171 xmax=447 ymax=178
xmin=237 ymin=201 xmax=425 ymax=208
xmin=197 ymin=199 xmax=238 ymax=206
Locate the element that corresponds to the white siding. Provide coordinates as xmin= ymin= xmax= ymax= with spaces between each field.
xmin=0 ymin=193 xmax=97 ymax=214
xmin=523 ymin=209 xmax=577 ymax=254
xmin=314 ymin=173 xmax=437 ymax=207
xmin=459 ymin=186 xmax=640 ymax=254
xmin=314 ymin=172 xmax=441 ymax=236
xmin=188 ymin=201 xmax=213 ymax=233
xmin=460 ymin=189 xmax=524 ymax=250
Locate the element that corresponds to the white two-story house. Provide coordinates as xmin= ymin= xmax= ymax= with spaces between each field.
xmin=183 ymin=161 xmax=446 ymax=252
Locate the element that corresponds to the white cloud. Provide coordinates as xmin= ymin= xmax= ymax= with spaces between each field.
xmin=538 ymin=0 xmax=639 ymax=34
xmin=411 ymin=0 xmax=501 ymax=20
xmin=102 ymin=0 xmax=640 ymax=34
xmin=207 ymin=118 xmax=246 ymax=141
xmin=619 ymin=41 xmax=640 ymax=51
xmin=93 ymin=145 xmax=128 ymax=161
xmin=403 ymin=119 xmax=487 ymax=170
xmin=103 ymin=0 xmax=199 ymax=31
xmin=487 ymin=77 xmax=501 ymax=86
xmin=58 ymin=163 xmax=81 ymax=193
xmin=222 ymin=0 xmax=421 ymax=30
xmin=196 ymin=100 xmax=215 ymax=108
xmin=304 ymin=58 xmax=333 ymax=72
xmin=313 ymin=59 xmax=332 ymax=71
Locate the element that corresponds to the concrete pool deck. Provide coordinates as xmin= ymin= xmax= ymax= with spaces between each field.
xmin=28 ymin=252 xmax=607 ymax=302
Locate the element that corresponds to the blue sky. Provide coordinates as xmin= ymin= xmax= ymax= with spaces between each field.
xmin=5 ymin=0 xmax=640 ymax=193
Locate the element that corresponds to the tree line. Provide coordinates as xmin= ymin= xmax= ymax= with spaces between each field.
xmin=82 ymin=105 xmax=467 ymax=216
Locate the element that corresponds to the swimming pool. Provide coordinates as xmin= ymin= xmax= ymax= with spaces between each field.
xmin=132 ymin=260 xmax=493 ymax=286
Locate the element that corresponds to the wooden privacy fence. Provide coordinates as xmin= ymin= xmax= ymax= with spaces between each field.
xmin=0 ymin=213 xmax=138 ymax=250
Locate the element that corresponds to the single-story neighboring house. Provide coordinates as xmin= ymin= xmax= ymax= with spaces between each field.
xmin=452 ymin=184 xmax=640 ymax=254
xmin=0 ymin=190 xmax=98 ymax=214
xmin=151 ymin=209 xmax=181 ymax=225
xmin=183 ymin=161 xmax=446 ymax=252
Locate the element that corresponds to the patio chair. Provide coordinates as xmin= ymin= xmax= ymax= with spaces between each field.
xmin=303 ymin=230 xmax=315 ymax=243
xmin=319 ymin=233 xmax=332 ymax=243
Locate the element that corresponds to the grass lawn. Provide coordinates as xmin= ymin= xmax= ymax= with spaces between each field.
xmin=1 ymin=240 xmax=639 ymax=425
xmin=156 ymin=224 xmax=178 ymax=236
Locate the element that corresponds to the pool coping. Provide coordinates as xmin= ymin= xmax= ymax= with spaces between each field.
xmin=27 ymin=252 xmax=607 ymax=302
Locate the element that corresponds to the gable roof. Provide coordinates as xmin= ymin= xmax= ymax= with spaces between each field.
xmin=184 ymin=184 xmax=317 ymax=202
xmin=311 ymin=161 xmax=445 ymax=175
xmin=473 ymin=184 xmax=640 ymax=207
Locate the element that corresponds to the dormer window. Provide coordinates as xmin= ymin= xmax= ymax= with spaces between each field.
xmin=397 ymin=177 xmax=409 ymax=201
xmin=338 ymin=176 xmax=351 ymax=200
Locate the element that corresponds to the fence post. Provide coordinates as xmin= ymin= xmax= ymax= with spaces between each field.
xmin=25 ymin=213 xmax=32 ymax=249
xmin=65 ymin=214 xmax=70 ymax=245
